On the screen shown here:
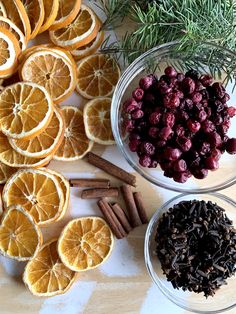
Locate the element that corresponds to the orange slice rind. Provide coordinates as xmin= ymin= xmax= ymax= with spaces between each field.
xmin=0 ymin=161 xmax=15 ymax=184
xmin=84 ymin=98 xmax=115 ymax=145
xmin=54 ymin=106 xmax=93 ymax=161
xmin=0 ymin=82 xmax=54 ymax=140
xmin=23 ymin=239 xmax=76 ymax=296
xmin=2 ymin=168 xmax=64 ymax=226
xmin=58 ymin=217 xmax=114 ymax=272
xmin=0 ymin=205 xmax=43 ymax=261
xmin=76 ymin=54 xmax=120 ymax=99
xmin=0 ymin=2 xmax=6 ymax=17
xmin=39 ymin=0 xmax=59 ymax=33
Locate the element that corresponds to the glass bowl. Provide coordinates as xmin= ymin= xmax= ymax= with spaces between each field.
xmin=144 ymin=193 xmax=236 ymax=313
xmin=111 ymin=41 xmax=236 ymax=193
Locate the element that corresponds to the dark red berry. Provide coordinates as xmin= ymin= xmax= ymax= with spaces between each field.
xmin=221 ymin=93 xmax=230 ymax=103
xmin=165 ymin=66 xmax=177 ymax=78
xmin=148 ymin=160 xmax=158 ymax=168
xmin=193 ymin=168 xmax=208 ymax=179
xmin=220 ymin=120 xmax=231 ymax=134
xmin=173 ymin=171 xmax=189 ymax=183
xmin=211 ymin=148 xmax=221 ymax=161
xmin=226 ymin=138 xmax=236 ymax=154
xmin=212 ymin=82 xmax=225 ymax=98
xmin=227 ymin=106 xmax=236 ymax=117
xmin=182 ymin=77 xmax=195 ymax=94
xmin=200 ymin=74 xmax=213 ymax=87
xmin=187 ymin=119 xmax=201 ymax=133
xmin=189 ymin=157 xmax=201 ymax=169
xmin=157 ymin=80 xmax=172 ymax=95
xmin=140 ymin=142 xmax=155 ymax=156
xmin=132 ymin=88 xmax=144 ymax=101
xmin=123 ymin=98 xmax=139 ymax=113
xmin=129 ymin=133 xmax=141 ymax=141
xmin=163 ymin=93 xmax=180 ymax=108
xmin=124 ymin=119 xmax=134 ymax=131
xmin=163 ymin=147 xmax=182 ymax=161
xmin=198 ymin=142 xmax=211 ymax=155
xmin=196 ymin=110 xmax=207 ymax=122
xmin=195 ymin=81 xmax=204 ymax=91
xmin=177 ymin=136 xmax=192 ymax=152
xmin=207 ymin=131 xmax=222 ymax=148
xmin=173 ymin=159 xmax=187 ymax=172
xmin=160 ymin=161 xmax=173 ymax=171
xmin=205 ymin=157 xmax=219 ymax=171
xmin=139 ymin=74 xmax=156 ymax=91
xmin=129 ymin=139 xmax=140 ymax=152
xmin=178 ymin=111 xmax=189 ymax=122
xmin=191 ymin=92 xmax=202 ymax=104
xmin=215 ymin=100 xmax=225 ymax=112
xmin=148 ymin=127 xmax=159 ymax=138
xmin=177 ymin=73 xmax=185 ymax=82
xmin=149 ymin=112 xmax=161 ymax=125
xmin=155 ymin=140 xmax=166 ymax=148
xmin=139 ymin=155 xmax=152 ymax=167
xmin=162 ymin=112 xmax=175 ymax=127
xmin=185 ymin=69 xmax=199 ymax=80
xmin=201 ymin=120 xmax=215 ymax=133
xmin=175 ymin=125 xmax=185 ymax=137
xmin=144 ymin=92 xmax=155 ymax=104
xmin=159 ymin=126 xmax=173 ymax=141
xmin=175 ymin=90 xmax=184 ymax=99
xmin=132 ymin=109 xmax=144 ymax=119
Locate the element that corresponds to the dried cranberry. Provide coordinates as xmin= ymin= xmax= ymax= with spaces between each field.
xmin=173 ymin=159 xmax=187 ymax=172
xmin=220 ymin=120 xmax=231 ymax=134
xmin=187 ymin=119 xmax=201 ymax=133
xmin=215 ymin=100 xmax=225 ymax=112
xmin=132 ymin=109 xmax=144 ymax=119
xmin=129 ymin=133 xmax=141 ymax=141
xmin=139 ymin=74 xmax=156 ymax=91
xmin=149 ymin=112 xmax=161 ymax=125
xmin=200 ymin=74 xmax=213 ymax=87
xmin=129 ymin=139 xmax=140 ymax=152
xmin=226 ymin=138 xmax=236 ymax=154
xmin=173 ymin=171 xmax=189 ymax=183
xmin=123 ymin=98 xmax=139 ymax=113
xmin=157 ymin=80 xmax=172 ymax=95
xmin=196 ymin=110 xmax=207 ymax=122
xmin=162 ymin=112 xmax=175 ymax=127
xmin=160 ymin=161 xmax=173 ymax=171
xmin=185 ymin=69 xmax=199 ymax=80
xmin=227 ymin=106 xmax=236 ymax=117
xmin=177 ymin=111 xmax=189 ymax=122
xmin=175 ymin=90 xmax=184 ymax=99
xmin=193 ymin=168 xmax=208 ymax=179
xmin=140 ymin=142 xmax=155 ymax=156
xmin=200 ymin=89 xmax=210 ymax=99
xmin=148 ymin=160 xmax=158 ymax=168
xmin=159 ymin=126 xmax=173 ymax=141
xmin=211 ymin=148 xmax=221 ymax=161
xmin=177 ymin=136 xmax=192 ymax=152
xmin=198 ymin=142 xmax=211 ymax=156
xmin=139 ymin=155 xmax=152 ymax=167
xmin=191 ymin=92 xmax=202 ymax=104
xmin=184 ymin=98 xmax=194 ymax=111
xmin=182 ymin=77 xmax=195 ymax=94
xmin=189 ymin=157 xmax=201 ymax=169
xmin=205 ymin=107 xmax=212 ymax=118
xmin=205 ymin=157 xmax=219 ymax=171
xmin=148 ymin=127 xmax=159 ymax=138
xmin=132 ymin=88 xmax=144 ymax=101
xmin=155 ymin=140 xmax=166 ymax=148
xmin=201 ymin=99 xmax=209 ymax=107
xmin=221 ymin=93 xmax=230 ymax=103
xmin=175 ymin=125 xmax=185 ymax=137
xmin=213 ymin=115 xmax=223 ymax=125
xmin=165 ymin=66 xmax=177 ymax=78
xmin=201 ymin=120 xmax=215 ymax=133
xmin=207 ymin=131 xmax=222 ymax=148
xmin=163 ymin=147 xmax=182 ymax=161
xmin=177 ymin=73 xmax=185 ymax=82
xmin=212 ymin=82 xmax=225 ymax=98
xmin=195 ymin=81 xmax=204 ymax=91
xmin=124 ymin=119 xmax=134 ymax=131
xmin=163 ymin=92 xmax=180 ymax=108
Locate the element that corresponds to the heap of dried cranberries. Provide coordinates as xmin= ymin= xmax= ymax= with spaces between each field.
xmin=123 ymin=67 xmax=236 ymax=183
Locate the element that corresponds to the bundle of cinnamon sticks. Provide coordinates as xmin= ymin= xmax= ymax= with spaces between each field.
xmin=70 ymin=153 xmax=149 ymax=239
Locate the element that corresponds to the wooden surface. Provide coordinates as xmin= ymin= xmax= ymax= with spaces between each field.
xmin=0 ymin=1 xmax=236 ymax=314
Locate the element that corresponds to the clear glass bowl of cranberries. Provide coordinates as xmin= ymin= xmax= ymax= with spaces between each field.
xmin=111 ymin=41 xmax=236 ymax=193
xmin=145 ymin=193 xmax=236 ymax=313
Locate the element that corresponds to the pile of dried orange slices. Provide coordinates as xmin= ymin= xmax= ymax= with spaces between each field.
xmin=0 ymin=0 xmax=122 ymax=298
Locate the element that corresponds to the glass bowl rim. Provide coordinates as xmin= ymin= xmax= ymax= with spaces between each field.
xmin=111 ymin=40 xmax=236 ymax=194
xmin=144 ymin=192 xmax=236 ymax=314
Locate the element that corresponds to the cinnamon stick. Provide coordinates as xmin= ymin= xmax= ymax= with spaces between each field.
xmin=133 ymin=192 xmax=149 ymax=224
xmin=121 ymin=184 xmax=142 ymax=228
xmin=97 ymin=199 xmax=127 ymax=239
xmin=70 ymin=178 xmax=110 ymax=188
xmin=111 ymin=203 xmax=133 ymax=233
xmin=87 ymin=152 xmax=136 ymax=187
xmin=81 ymin=188 xmax=119 ymax=199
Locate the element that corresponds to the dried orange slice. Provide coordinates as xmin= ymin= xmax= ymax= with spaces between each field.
xmin=0 ymin=2 xmax=6 ymax=17
xmin=0 ymin=17 xmax=27 ymax=51
xmin=76 ymin=54 xmax=120 ymax=99
xmin=49 ymin=4 xmax=101 ymax=50
xmin=23 ymin=239 xmax=76 ymax=296
xmin=0 ymin=161 xmax=15 ymax=184
xmin=21 ymin=0 xmax=45 ymax=39
xmin=71 ymin=30 xmax=104 ymax=60
xmin=84 ymin=98 xmax=115 ymax=145
xmin=49 ymin=0 xmax=81 ymax=31
xmin=9 ymin=108 xmax=65 ymax=159
xmin=3 ymin=168 xmax=64 ymax=226
xmin=58 ymin=217 xmax=114 ymax=271
xmin=0 ymin=27 xmax=21 ymax=78
xmin=54 ymin=106 xmax=93 ymax=161
xmin=39 ymin=0 xmax=59 ymax=33
xmin=2 ymin=0 xmax=31 ymax=41
xmin=0 ymin=132 xmax=53 ymax=168
xmin=0 ymin=205 xmax=42 ymax=261
xmin=20 ymin=49 xmax=77 ymax=104
xmin=0 ymin=82 xmax=54 ymax=140
xmin=44 ymin=168 xmax=70 ymax=221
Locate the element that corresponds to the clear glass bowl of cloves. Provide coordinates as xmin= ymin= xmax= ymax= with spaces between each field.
xmin=144 ymin=193 xmax=236 ymax=313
